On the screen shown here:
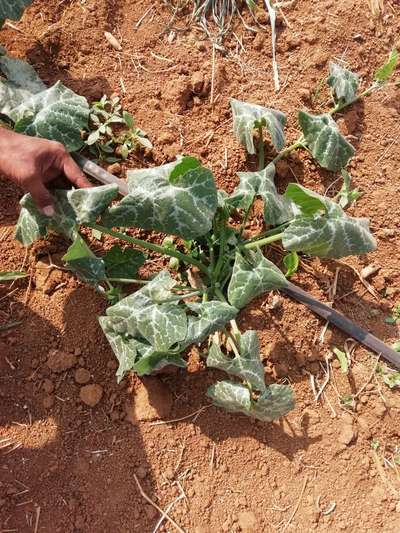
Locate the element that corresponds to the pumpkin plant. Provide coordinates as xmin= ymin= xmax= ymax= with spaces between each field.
xmin=0 ymin=42 xmax=397 ymax=420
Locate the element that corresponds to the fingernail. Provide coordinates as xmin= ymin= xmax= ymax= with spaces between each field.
xmin=42 ymin=206 xmax=55 ymax=217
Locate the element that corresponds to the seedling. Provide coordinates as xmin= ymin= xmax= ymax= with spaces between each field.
xmin=384 ymin=305 xmax=400 ymax=325
xmin=86 ymin=95 xmax=152 ymax=162
xmin=0 ymin=271 xmax=27 ymax=282
xmin=0 ymin=45 xmax=398 ymax=421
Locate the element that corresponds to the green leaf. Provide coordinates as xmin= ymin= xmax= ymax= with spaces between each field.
xmin=0 ymin=271 xmax=27 ymax=281
xmin=337 ymin=169 xmax=361 ymax=209
xmin=63 ymin=234 xmax=105 ymax=284
xmin=327 ymin=62 xmax=359 ymax=104
xmin=382 ymin=370 xmax=400 ymax=389
xmin=230 ymin=98 xmax=286 ymax=154
xmin=229 ymin=164 xmax=296 ymax=225
xmin=10 ymin=81 xmax=89 ymax=152
xmin=15 ymin=190 xmax=78 ymax=246
xmin=283 ymin=251 xmax=299 ymax=277
xmin=102 ymin=160 xmax=218 ymax=240
xmin=207 ymin=381 xmax=294 ymax=421
xmin=122 ymin=110 xmax=135 ymax=130
xmin=104 ymin=245 xmax=145 ymax=279
xmin=333 ymin=347 xmax=349 ymax=373
xmin=285 ymin=183 xmax=327 ymax=217
xmin=375 ymin=49 xmax=398 ymax=84
xmin=169 ymin=156 xmax=201 ymax=182
xmin=282 ymin=196 xmax=377 ymax=258
xmin=228 ymin=249 xmax=288 ymax=309
xmin=0 ymin=48 xmax=46 ymax=115
xmin=207 ymin=330 xmax=266 ymax=391
xmin=105 ymin=271 xmax=187 ymax=350
xmin=133 ymin=350 xmax=186 ymax=376
xmin=298 ymin=111 xmax=355 ymax=171
xmin=392 ymin=341 xmax=400 ymax=352
xmin=98 ymin=317 xmax=138 ymax=382
xmin=67 ymin=184 xmax=119 ymax=224
xmin=0 ymin=0 xmax=33 ymax=21
xmin=184 ymin=301 xmax=238 ymax=347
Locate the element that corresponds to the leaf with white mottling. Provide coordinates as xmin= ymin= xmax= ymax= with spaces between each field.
xmin=98 ymin=317 xmax=138 ymax=382
xmin=15 ymin=190 xmax=78 ymax=246
xmin=0 ymin=49 xmax=46 ymax=115
xmin=228 ymin=164 xmax=296 ymax=225
xmin=102 ymin=159 xmax=218 ymax=239
xmin=284 ymin=183 xmax=327 ymax=217
xmin=133 ymin=350 xmax=186 ymax=376
xmin=63 ymin=234 xmax=105 ymax=284
xmin=105 ymin=271 xmax=187 ymax=350
xmin=68 ymin=184 xmax=118 ymax=223
xmin=228 ymin=249 xmax=288 ymax=309
xmin=10 ymin=81 xmax=89 ymax=151
xmin=207 ymin=330 xmax=265 ymax=391
xmin=0 ymin=0 xmax=32 ymax=21
xmin=184 ymin=301 xmax=238 ymax=347
xmin=298 ymin=111 xmax=355 ymax=171
xmin=207 ymin=381 xmax=294 ymax=421
xmin=231 ymin=98 xmax=286 ymax=154
xmin=283 ymin=194 xmax=376 ymax=258
xmin=327 ymin=62 xmax=359 ymax=104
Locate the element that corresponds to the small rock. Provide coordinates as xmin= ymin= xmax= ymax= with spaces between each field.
xmin=237 ymin=511 xmax=257 ymax=532
xmin=74 ymin=368 xmax=91 ymax=385
xmin=374 ymin=402 xmax=386 ymax=418
xmin=191 ymin=71 xmax=204 ymax=94
xmin=43 ymin=395 xmax=55 ymax=409
xmin=299 ymin=87 xmax=310 ymax=101
xmin=136 ymin=466 xmax=147 ymax=479
xmin=338 ymin=418 xmax=357 ymax=446
xmin=42 ymin=379 xmax=55 ymax=394
xmin=272 ymin=363 xmax=289 ymax=378
xmin=80 ymin=384 xmax=103 ymax=407
xmin=107 ymin=163 xmax=122 ymax=175
xmin=253 ymin=32 xmax=264 ymax=51
xmin=107 ymin=359 xmax=118 ymax=371
xmin=125 ymin=377 xmax=173 ymax=422
xmin=47 ymin=349 xmax=77 ymax=373
xmin=74 ymin=348 xmax=82 ymax=356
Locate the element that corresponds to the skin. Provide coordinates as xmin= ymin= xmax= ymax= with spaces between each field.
xmin=0 ymin=128 xmax=92 ymax=216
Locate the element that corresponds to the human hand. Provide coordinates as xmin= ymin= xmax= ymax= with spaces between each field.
xmin=0 ymin=129 xmax=92 ymax=216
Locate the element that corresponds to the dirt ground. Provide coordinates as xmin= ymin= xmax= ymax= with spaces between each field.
xmin=1 ymin=0 xmax=400 ymax=532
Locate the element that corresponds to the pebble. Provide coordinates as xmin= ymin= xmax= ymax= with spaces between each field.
xmin=43 ymin=395 xmax=55 ymax=409
xmin=106 ymin=163 xmax=122 ymax=175
xmin=42 ymin=379 xmax=54 ymax=394
xmin=79 ymin=384 xmax=103 ymax=407
xmin=47 ymin=349 xmax=77 ymax=373
xmin=136 ymin=466 xmax=147 ymax=480
xmin=74 ymin=368 xmax=91 ymax=385
xmin=338 ymin=417 xmax=357 ymax=445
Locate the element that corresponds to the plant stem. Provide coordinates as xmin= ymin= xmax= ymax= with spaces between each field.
xmin=107 ymin=277 xmax=148 ymax=284
xmin=243 ymin=232 xmax=283 ymax=250
xmin=272 ymin=137 xmax=306 ymax=165
xmin=330 ymin=84 xmax=379 ymax=114
xmin=86 ymin=223 xmax=209 ymax=275
xmin=258 ymin=124 xmax=265 ymax=171
xmin=243 ymin=221 xmax=291 ymax=244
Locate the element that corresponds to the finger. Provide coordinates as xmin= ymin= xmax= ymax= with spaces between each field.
xmin=62 ymin=154 xmax=92 ymax=189
xmin=28 ymin=180 xmax=55 ymax=217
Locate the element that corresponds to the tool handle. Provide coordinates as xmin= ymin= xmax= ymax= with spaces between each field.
xmin=73 ymin=153 xmax=129 ymax=196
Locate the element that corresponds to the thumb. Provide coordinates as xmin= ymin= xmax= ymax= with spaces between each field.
xmin=29 ymin=180 xmax=55 ymax=217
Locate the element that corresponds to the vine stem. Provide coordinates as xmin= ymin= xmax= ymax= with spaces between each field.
xmin=85 ymin=223 xmax=210 ymax=275
xmin=243 ymin=232 xmax=283 ymax=250
xmin=258 ymin=124 xmax=265 ymax=170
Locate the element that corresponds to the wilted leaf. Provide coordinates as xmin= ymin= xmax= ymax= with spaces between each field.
xmin=327 ymin=62 xmax=359 ymax=104
xmin=102 ymin=160 xmax=218 ymax=240
xmin=15 ymin=190 xmax=78 ymax=246
xmin=68 ymin=184 xmax=119 ymax=224
xmin=337 ymin=169 xmax=361 ymax=209
xmin=104 ymin=245 xmax=145 ymax=279
xmin=63 ymin=234 xmax=105 ymax=284
xmin=0 ymin=271 xmax=27 ymax=281
xmin=0 ymin=0 xmax=33 ymax=21
xmin=375 ymin=49 xmax=398 ymax=84
xmin=207 ymin=330 xmax=266 ymax=391
xmin=230 ymin=98 xmax=286 ymax=154
xmin=207 ymin=381 xmax=294 ymax=421
xmin=229 ymin=164 xmax=296 ymax=225
xmin=228 ymin=249 xmax=288 ymax=309
xmin=283 ymin=196 xmax=376 ymax=258
xmin=98 ymin=317 xmax=138 ymax=382
xmin=298 ymin=111 xmax=355 ymax=171
xmin=184 ymin=301 xmax=238 ymax=347
xmin=0 ymin=48 xmax=46 ymax=115
xmin=10 ymin=81 xmax=89 ymax=152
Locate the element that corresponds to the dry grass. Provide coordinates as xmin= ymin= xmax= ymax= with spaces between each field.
xmin=367 ymin=0 xmax=385 ymax=15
